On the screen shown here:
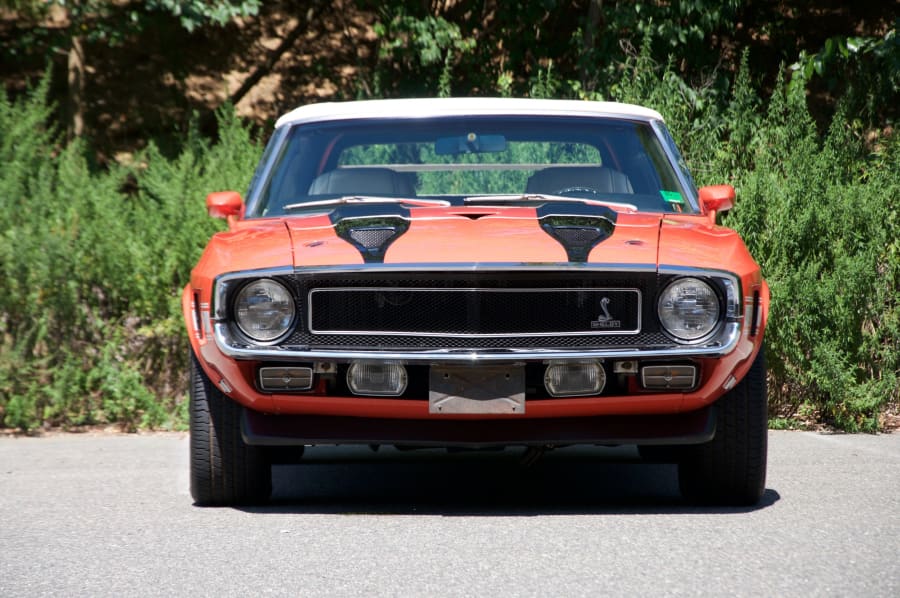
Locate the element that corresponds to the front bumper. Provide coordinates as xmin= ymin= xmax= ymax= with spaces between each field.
xmin=187 ymin=266 xmax=765 ymax=420
xmin=214 ymin=321 xmax=742 ymax=363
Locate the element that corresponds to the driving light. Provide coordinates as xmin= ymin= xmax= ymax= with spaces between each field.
xmin=544 ymin=361 xmax=606 ymax=397
xmin=347 ymin=362 xmax=408 ymax=396
xmin=234 ymin=279 xmax=295 ymax=342
xmin=658 ymin=277 xmax=720 ymax=341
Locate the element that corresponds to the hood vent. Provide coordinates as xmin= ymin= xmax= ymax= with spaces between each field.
xmin=334 ymin=217 xmax=409 ymax=263
xmin=540 ymin=215 xmax=615 ymax=262
xmin=551 ymin=226 xmax=606 ymax=247
xmin=349 ymin=227 xmax=397 ymax=248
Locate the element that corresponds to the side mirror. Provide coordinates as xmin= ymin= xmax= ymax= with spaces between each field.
xmin=698 ymin=185 xmax=735 ymax=224
xmin=206 ymin=191 xmax=244 ymax=222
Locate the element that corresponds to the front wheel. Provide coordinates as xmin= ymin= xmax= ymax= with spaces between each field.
xmin=678 ymin=347 xmax=768 ymax=505
xmin=189 ymin=351 xmax=271 ymax=506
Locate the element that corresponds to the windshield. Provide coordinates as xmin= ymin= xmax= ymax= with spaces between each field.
xmin=247 ymin=116 xmax=696 ymax=217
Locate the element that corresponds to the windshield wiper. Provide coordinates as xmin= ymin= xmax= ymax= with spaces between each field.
xmin=463 ymin=194 xmax=638 ymax=212
xmin=284 ymin=196 xmax=451 ymax=211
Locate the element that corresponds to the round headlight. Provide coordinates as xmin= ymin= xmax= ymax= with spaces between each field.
xmin=658 ymin=277 xmax=720 ymax=341
xmin=234 ymin=279 xmax=295 ymax=342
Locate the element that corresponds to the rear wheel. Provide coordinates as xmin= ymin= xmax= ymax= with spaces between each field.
xmin=678 ymin=348 xmax=768 ymax=505
xmin=189 ymin=352 xmax=271 ymax=506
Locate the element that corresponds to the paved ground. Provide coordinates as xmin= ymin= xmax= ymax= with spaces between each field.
xmin=1 ymin=431 xmax=898 ymax=597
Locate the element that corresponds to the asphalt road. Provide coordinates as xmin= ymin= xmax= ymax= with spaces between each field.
xmin=1 ymin=430 xmax=898 ymax=597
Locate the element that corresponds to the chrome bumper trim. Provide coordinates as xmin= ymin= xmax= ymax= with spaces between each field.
xmin=213 ymin=322 xmax=741 ymax=363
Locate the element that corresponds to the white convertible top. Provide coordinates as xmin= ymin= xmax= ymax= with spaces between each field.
xmin=275 ymin=97 xmax=664 ymax=129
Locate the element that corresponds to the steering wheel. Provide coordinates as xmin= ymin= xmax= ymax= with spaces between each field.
xmin=555 ymin=186 xmax=602 ymax=197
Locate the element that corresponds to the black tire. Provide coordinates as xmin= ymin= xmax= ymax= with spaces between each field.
xmin=678 ymin=347 xmax=768 ymax=506
xmin=189 ymin=351 xmax=271 ymax=506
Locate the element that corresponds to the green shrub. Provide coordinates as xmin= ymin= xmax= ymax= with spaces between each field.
xmin=0 ymin=81 xmax=261 ymax=431
xmin=719 ymin=68 xmax=899 ymax=431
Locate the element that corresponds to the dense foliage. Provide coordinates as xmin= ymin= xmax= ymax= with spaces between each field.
xmin=0 ymin=2 xmax=897 ymax=432
xmin=632 ymin=56 xmax=899 ymax=432
xmin=0 ymin=80 xmax=260 ymax=430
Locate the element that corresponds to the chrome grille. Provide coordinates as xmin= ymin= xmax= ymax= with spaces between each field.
xmin=275 ymin=271 xmax=667 ymax=351
xmin=308 ymin=287 xmax=641 ymax=336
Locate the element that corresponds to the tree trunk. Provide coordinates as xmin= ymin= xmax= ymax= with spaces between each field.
xmin=581 ymin=0 xmax=603 ymax=88
xmin=229 ymin=16 xmax=309 ymax=107
xmin=67 ymin=34 xmax=85 ymax=140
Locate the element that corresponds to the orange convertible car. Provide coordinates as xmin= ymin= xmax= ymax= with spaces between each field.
xmin=183 ymin=98 xmax=769 ymax=506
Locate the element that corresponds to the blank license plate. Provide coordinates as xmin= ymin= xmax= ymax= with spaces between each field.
xmin=429 ymin=365 xmax=525 ymax=414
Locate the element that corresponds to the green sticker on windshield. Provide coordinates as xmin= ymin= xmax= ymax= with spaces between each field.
xmin=660 ymin=190 xmax=685 ymax=204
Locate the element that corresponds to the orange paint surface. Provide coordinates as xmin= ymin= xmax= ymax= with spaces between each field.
xmin=285 ymin=216 xmax=365 ymax=266
xmin=186 ymin=203 xmax=767 ymax=423
xmin=386 ymin=207 xmax=568 ymax=263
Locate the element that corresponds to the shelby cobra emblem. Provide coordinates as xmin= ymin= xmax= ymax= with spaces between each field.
xmin=590 ymin=297 xmax=622 ymax=329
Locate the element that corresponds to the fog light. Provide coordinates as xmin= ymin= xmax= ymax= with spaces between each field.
xmin=641 ymin=365 xmax=697 ymax=390
xmin=347 ymin=362 xmax=408 ymax=396
xmin=544 ymin=361 xmax=605 ymax=397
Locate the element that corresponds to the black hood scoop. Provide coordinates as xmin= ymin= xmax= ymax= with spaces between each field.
xmin=330 ymin=206 xmax=411 ymax=263
xmin=537 ymin=204 xmax=617 ymax=262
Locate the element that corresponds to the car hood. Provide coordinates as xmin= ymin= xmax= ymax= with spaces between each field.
xmin=203 ymin=205 xmax=748 ymax=276
xmin=281 ymin=205 xmax=665 ymax=268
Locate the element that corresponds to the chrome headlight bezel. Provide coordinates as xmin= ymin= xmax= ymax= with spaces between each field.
xmin=657 ymin=276 xmax=725 ymax=344
xmin=231 ymin=278 xmax=297 ymax=343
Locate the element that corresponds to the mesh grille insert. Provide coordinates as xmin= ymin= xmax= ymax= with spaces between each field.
xmin=274 ymin=271 xmax=668 ymax=351
xmin=551 ymin=226 xmax=605 ymax=246
xmin=309 ymin=288 xmax=641 ymax=335
xmin=349 ymin=227 xmax=396 ymax=249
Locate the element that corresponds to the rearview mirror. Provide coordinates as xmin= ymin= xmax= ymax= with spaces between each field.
xmin=435 ymin=133 xmax=507 ymax=155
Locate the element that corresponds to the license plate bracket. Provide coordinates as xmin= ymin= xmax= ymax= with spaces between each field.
xmin=429 ymin=365 xmax=525 ymax=414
